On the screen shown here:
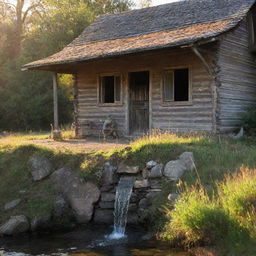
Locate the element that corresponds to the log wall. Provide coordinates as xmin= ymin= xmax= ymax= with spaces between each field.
xmin=217 ymin=18 xmax=256 ymax=133
xmin=75 ymin=47 xmax=216 ymax=137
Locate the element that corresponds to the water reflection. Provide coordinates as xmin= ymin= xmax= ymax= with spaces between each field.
xmin=0 ymin=225 xmax=188 ymax=256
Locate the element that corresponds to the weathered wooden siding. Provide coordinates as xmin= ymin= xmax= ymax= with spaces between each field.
xmin=217 ymin=18 xmax=256 ymax=133
xmin=75 ymin=47 xmax=216 ymax=137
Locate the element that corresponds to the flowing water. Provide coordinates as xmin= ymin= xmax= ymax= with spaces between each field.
xmin=108 ymin=176 xmax=136 ymax=239
xmin=0 ymin=177 xmax=189 ymax=256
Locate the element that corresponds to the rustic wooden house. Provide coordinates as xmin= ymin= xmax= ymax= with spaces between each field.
xmin=23 ymin=0 xmax=256 ymax=138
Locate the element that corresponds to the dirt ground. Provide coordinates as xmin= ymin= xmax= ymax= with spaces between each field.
xmin=0 ymin=137 xmax=129 ymax=152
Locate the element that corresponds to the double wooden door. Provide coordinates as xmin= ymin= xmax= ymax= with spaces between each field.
xmin=129 ymin=71 xmax=149 ymax=135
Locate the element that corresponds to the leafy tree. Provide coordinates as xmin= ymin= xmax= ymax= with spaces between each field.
xmin=0 ymin=0 xmax=134 ymax=131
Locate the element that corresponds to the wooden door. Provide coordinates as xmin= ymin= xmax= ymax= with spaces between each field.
xmin=129 ymin=71 xmax=149 ymax=135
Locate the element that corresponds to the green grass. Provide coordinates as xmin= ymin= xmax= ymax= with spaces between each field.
xmin=160 ymin=168 xmax=256 ymax=256
xmin=0 ymin=144 xmax=86 ymax=223
xmin=0 ymin=129 xmax=76 ymax=142
xmin=0 ymin=131 xmax=256 ymax=253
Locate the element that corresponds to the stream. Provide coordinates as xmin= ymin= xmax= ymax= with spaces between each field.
xmin=0 ymin=224 xmax=188 ymax=256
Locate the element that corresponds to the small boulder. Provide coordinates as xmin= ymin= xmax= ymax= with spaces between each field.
xmin=179 ymin=152 xmax=195 ymax=171
xmin=29 ymin=156 xmax=53 ymax=181
xmin=4 ymin=199 xmax=21 ymax=211
xmin=134 ymin=179 xmax=149 ymax=189
xmin=117 ymin=162 xmax=140 ymax=174
xmin=53 ymin=196 xmax=70 ymax=217
xmin=128 ymin=203 xmax=137 ymax=212
xmin=30 ymin=215 xmax=51 ymax=232
xmin=0 ymin=216 xmax=29 ymax=235
xmin=99 ymin=201 xmax=115 ymax=209
xmin=142 ymin=168 xmax=149 ymax=179
xmin=163 ymin=160 xmax=187 ymax=181
xmin=51 ymin=168 xmax=100 ymax=223
xmin=101 ymin=162 xmax=116 ymax=185
xmin=100 ymin=185 xmax=115 ymax=192
xmin=139 ymin=198 xmax=151 ymax=209
xmin=148 ymin=164 xmax=163 ymax=178
xmin=101 ymin=192 xmax=116 ymax=202
xmin=94 ymin=209 xmax=113 ymax=224
xmin=127 ymin=212 xmax=139 ymax=224
xmin=150 ymin=179 xmax=162 ymax=189
xmin=146 ymin=160 xmax=158 ymax=169
xmin=167 ymin=193 xmax=179 ymax=202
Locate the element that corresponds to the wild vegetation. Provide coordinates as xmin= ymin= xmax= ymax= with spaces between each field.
xmin=0 ymin=132 xmax=256 ymax=254
xmin=0 ymin=0 xmax=134 ymax=131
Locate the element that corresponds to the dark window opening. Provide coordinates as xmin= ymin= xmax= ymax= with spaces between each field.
xmin=100 ymin=75 xmax=121 ymax=103
xmin=249 ymin=7 xmax=256 ymax=51
xmin=163 ymin=68 xmax=189 ymax=102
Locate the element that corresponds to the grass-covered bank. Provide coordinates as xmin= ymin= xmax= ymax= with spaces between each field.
xmin=161 ymin=168 xmax=256 ymax=256
xmin=0 ymin=132 xmax=256 ymax=254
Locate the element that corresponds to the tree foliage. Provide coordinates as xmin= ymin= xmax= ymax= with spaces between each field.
xmin=0 ymin=0 xmax=134 ymax=131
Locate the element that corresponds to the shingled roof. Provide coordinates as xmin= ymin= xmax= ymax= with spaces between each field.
xmin=23 ymin=0 xmax=255 ymax=71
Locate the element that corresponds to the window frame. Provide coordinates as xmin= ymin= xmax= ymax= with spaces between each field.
xmin=248 ymin=8 xmax=256 ymax=52
xmin=97 ymin=73 xmax=123 ymax=106
xmin=161 ymin=66 xmax=192 ymax=106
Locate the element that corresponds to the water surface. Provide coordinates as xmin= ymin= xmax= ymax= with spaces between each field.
xmin=0 ymin=225 xmax=188 ymax=256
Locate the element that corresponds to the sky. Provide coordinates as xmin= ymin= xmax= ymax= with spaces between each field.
xmin=149 ymin=0 xmax=180 ymax=5
xmin=8 ymin=0 xmax=181 ymax=9
xmin=135 ymin=0 xmax=180 ymax=6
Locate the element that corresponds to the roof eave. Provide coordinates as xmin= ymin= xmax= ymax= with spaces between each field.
xmin=22 ymin=36 xmax=222 ymax=72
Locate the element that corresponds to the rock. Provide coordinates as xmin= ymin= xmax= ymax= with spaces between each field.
xmin=167 ymin=193 xmax=179 ymax=202
xmin=134 ymin=179 xmax=149 ymax=189
xmin=4 ymin=199 xmax=21 ymax=211
xmin=117 ymin=162 xmax=140 ymax=174
xmin=229 ymin=127 xmax=244 ymax=140
xmin=94 ymin=209 xmax=113 ymax=224
xmin=148 ymin=164 xmax=163 ymax=178
xmin=51 ymin=168 xmax=100 ymax=223
xmin=100 ymin=185 xmax=114 ymax=192
xmin=30 ymin=215 xmax=51 ymax=231
xmin=142 ymin=168 xmax=149 ymax=179
xmin=138 ymin=208 xmax=150 ymax=222
xmin=130 ymin=193 xmax=139 ymax=203
xmin=142 ymin=233 xmax=154 ymax=240
xmin=146 ymin=160 xmax=158 ymax=169
xmin=147 ymin=188 xmax=162 ymax=193
xmin=146 ymin=191 xmax=158 ymax=200
xmin=179 ymin=152 xmax=195 ymax=171
xmin=139 ymin=198 xmax=151 ymax=209
xmin=150 ymin=179 xmax=162 ymax=189
xmin=53 ymin=196 xmax=70 ymax=217
xmin=127 ymin=212 xmax=139 ymax=224
xmin=101 ymin=162 xmax=115 ymax=185
xmin=101 ymin=192 xmax=116 ymax=202
xmin=163 ymin=160 xmax=187 ymax=181
xmin=99 ymin=201 xmax=115 ymax=209
xmin=0 ymin=216 xmax=29 ymax=235
xmin=29 ymin=156 xmax=53 ymax=181
xmin=128 ymin=203 xmax=137 ymax=212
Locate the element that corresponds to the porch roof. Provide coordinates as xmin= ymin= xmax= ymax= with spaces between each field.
xmin=23 ymin=0 xmax=255 ymax=72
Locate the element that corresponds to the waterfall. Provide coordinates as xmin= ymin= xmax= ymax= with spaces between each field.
xmin=108 ymin=176 xmax=135 ymax=239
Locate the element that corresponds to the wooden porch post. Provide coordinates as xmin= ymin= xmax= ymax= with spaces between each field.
xmin=52 ymin=73 xmax=62 ymax=140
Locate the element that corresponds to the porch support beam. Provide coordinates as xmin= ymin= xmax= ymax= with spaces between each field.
xmin=191 ymin=46 xmax=215 ymax=78
xmin=52 ymin=73 xmax=62 ymax=140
